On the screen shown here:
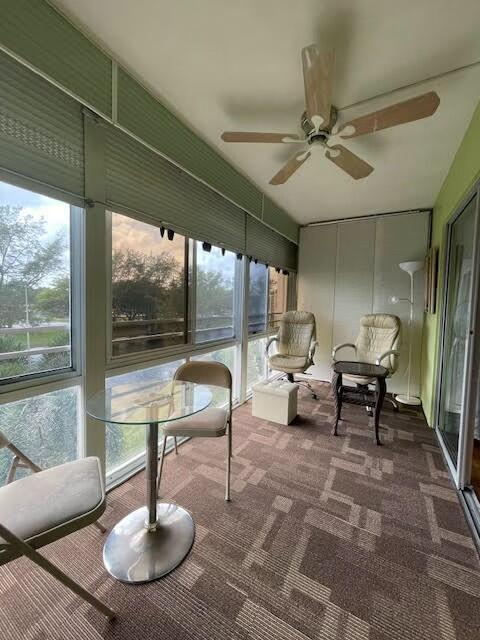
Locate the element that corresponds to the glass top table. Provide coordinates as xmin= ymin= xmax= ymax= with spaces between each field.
xmin=87 ymin=379 xmax=212 ymax=584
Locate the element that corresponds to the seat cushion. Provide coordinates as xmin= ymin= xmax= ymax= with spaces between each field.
xmin=343 ymin=373 xmax=376 ymax=386
xmin=0 ymin=457 xmax=104 ymax=547
xmin=163 ymin=407 xmax=227 ymax=438
xmin=268 ymin=354 xmax=308 ymax=373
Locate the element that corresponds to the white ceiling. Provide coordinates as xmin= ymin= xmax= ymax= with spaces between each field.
xmin=53 ymin=0 xmax=480 ymax=224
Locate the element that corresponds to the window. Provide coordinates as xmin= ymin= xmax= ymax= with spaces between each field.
xmin=247 ymin=337 xmax=267 ymax=392
xmin=111 ymin=213 xmax=187 ymax=357
xmin=0 ymin=181 xmax=73 ymax=383
xmin=268 ymin=268 xmax=288 ymax=330
xmin=195 ymin=243 xmax=236 ymax=343
xmin=105 ymin=359 xmax=184 ymax=473
xmin=0 ymin=386 xmax=80 ymax=484
xmin=248 ymin=262 xmax=268 ymax=334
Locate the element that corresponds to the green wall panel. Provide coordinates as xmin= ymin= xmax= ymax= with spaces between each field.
xmin=263 ymin=196 xmax=299 ymax=243
xmin=117 ymin=68 xmax=262 ymax=218
xmin=420 ymin=100 xmax=480 ymax=425
xmin=0 ymin=0 xmax=112 ymax=117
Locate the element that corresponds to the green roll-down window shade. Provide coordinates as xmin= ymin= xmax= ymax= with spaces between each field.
xmin=0 ymin=0 xmax=112 ymax=117
xmin=117 ymin=68 xmax=262 ymax=219
xmin=0 ymin=50 xmax=84 ymax=198
xmin=246 ymin=216 xmax=298 ymax=271
xmin=105 ymin=126 xmax=247 ymax=254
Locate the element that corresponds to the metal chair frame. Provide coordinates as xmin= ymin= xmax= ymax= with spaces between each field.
xmin=0 ymin=431 xmax=114 ymax=620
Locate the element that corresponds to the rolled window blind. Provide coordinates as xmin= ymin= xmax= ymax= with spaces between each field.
xmin=0 ymin=51 xmax=84 ymax=198
xmin=246 ymin=216 xmax=298 ymax=271
xmin=105 ymin=126 xmax=246 ymax=253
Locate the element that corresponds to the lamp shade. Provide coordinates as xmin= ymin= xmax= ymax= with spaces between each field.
xmin=399 ymin=261 xmax=423 ymax=275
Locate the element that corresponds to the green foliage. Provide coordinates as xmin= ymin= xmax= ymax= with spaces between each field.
xmin=36 ymin=276 xmax=70 ymax=319
xmin=0 ymin=205 xmax=67 ymax=327
xmin=0 ymin=335 xmax=28 ymax=379
xmin=196 ymin=268 xmax=233 ymax=319
xmin=112 ymin=248 xmax=184 ymax=322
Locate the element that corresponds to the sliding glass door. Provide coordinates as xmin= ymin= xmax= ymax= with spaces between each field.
xmin=437 ymin=183 xmax=480 ymax=498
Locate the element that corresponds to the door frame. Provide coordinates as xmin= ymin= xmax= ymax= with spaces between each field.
xmin=435 ymin=179 xmax=480 ymax=490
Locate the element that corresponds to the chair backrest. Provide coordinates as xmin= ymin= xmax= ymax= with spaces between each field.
xmin=277 ymin=311 xmax=316 ymax=357
xmin=355 ymin=314 xmax=401 ymax=373
xmin=174 ymin=361 xmax=232 ymax=390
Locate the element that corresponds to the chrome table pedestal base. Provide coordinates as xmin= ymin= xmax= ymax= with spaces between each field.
xmin=103 ymin=502 xmax=195 ymax=583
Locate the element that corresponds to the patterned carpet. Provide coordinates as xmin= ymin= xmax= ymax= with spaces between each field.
xmin=1 ymin=382 xmax=479 ymax=639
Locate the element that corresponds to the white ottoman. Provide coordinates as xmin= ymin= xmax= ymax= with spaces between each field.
xmin=252 ymin=380 xmax=299 ymax=425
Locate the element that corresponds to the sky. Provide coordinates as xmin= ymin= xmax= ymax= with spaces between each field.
xmin=112 ymin=211 xmax=236 ymax=281
xmin=0 ymin=180 xmax=71 ymax=286
xmin=0 ymin=180 xmax=70 ymax=240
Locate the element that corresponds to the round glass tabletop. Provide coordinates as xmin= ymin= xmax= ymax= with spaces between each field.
xmin=87 ymin=379 xmax=213 ymax=426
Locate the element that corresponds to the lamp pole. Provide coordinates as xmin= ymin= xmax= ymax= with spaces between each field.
xmin=392 ymin=261 xmax=423 ymax=406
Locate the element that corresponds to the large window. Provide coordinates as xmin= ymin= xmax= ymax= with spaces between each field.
xmin=0 ymin=181 xmax=73 ymax=382
xmin=195 ymin=243 xmax=236 ymax=343
xmin=111 ymin=213 xmax=187 ymax=357
xmin=248 ymin=262 xmax=268 ymax=334
xmin=268 ymin=268 xmax=288 ymax=330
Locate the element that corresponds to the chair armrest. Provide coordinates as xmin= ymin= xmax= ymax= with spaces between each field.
xmin=308 ymin=340 xmax=318 ymax=363
xmin=331 ymin=343 xmax=356 ymax=361
xmin=265 ymin=335 xmax=279 ymax=357
xmin=375 ymin=349 xmax=400 ymax=367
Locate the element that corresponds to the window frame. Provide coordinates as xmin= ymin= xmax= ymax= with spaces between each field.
xmin=0 ymin=176 xmax=85 ymax=465
xmin=0 ymin=187 xmax=83 ymax=397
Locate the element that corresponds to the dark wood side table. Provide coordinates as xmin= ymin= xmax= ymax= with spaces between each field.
xmin=331 ymin=360 xmax=389 ymax=446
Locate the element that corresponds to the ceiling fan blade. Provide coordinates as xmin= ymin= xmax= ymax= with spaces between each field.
xmin=269 ymin=151 xmax=311 ymax=185
xmin=338 ymin=91 xmax=440 ymax=139
xmin=221 ymin=132 xmax=301 ymax=143
xmin=302 ymin=45 xmax=335 ymax=131
xmin=325 ymin=144 xmax=373 ymax=180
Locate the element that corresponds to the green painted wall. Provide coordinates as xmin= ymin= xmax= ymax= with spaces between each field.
xmin=421 ymin=101 xmax=480 ymax=425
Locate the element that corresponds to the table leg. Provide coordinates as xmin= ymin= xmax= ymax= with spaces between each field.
xmin=332 ymin=371 xmax=342 ymax=436
xmin=146 ymin=422 xmax=158 ymax=530
xmin=374 ymin=377 xmax=387 ymax=446
xmin=102 ymin=421 xmax=195 ymax=583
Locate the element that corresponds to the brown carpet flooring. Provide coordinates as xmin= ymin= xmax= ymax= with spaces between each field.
xmin=1 ymin=382 xmax=480 ymax=640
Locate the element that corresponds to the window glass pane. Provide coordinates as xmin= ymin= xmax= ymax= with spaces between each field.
xmin=0 ymin=181 xmax=72 ymax=382
xmin=111 ymin=213 xmax=187 ymax=356
xmin=105 ymin=359 xmax=184 ymax=473
xmin=0 ymin=386 xmax=79 ymax=484
xmin=268 ymin=268 xmax=288 ymax=331
xmin=195 ymin=243 xmax=235 ymax=343
xmin=248 ymin=262 xmax=268 ymax=334
xmin=192 ymin=346 xmax=236 ymax=405
xmin=247 ymin=337 xmax=267 ymax=391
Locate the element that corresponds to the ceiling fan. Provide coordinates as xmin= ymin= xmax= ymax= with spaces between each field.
xmin=221 ymin=46 xmax=440 ymax=185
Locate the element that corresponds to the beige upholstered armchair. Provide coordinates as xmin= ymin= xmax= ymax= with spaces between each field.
xmin=266 ymin=310 xmax=318 ymax=399
xmin=332 ymin=313 xmax=401 ymax=410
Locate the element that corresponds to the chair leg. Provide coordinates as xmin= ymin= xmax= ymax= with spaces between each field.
xmin=0 ymin=524 xmax=114 ymax=620
xmin=384 ymin=396 xmax=399 ymax=412
xmin=156 ymin=436 xmax=168 ymax=499
xmin=93 ymin=520 xmax=107 ymax=534
xmin=29 ymin=549 xmax=115 ymax=619
xmin=173 ymin=436 xmax=178 ymax=455
xmin=225 ymin=425 xmax=231 ymax=502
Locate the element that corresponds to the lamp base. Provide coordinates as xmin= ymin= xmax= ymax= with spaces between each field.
xmin=395 ymin=394 xmax=422 ymax=406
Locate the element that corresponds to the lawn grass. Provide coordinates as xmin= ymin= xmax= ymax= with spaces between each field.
xmin=0 ymin=328 xmax=68 ymax=350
